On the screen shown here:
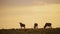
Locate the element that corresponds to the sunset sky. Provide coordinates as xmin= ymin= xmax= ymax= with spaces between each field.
xmin=0 ymin=0 xmax=60 ymax=29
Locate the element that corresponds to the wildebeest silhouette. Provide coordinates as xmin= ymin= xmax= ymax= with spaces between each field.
xmin=44 ymin=23 xmax=52 ymax=29
xmin=19 ymin=22 xmax=25 ymax=29
xmin=34 ymin=23 xmax=38 ymax=29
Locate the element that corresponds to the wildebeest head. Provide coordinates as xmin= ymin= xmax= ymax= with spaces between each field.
xmin=19 ymin=22 xmax=22 ymax=24
xmin=34 ymin=23 xmax=38 ymax=26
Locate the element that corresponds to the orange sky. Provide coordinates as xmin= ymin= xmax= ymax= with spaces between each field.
xmin=0 ymin=0 xmax=60 ymax=29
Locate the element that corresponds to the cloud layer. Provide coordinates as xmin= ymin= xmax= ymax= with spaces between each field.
xmin=0 ymin=0 xmax=60 ymax=6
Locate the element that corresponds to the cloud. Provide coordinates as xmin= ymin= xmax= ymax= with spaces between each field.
xmin=0 ymin=0 xmax=60 ymax=6
xmin=44 ymin=0 xmax=60 ymax=4
xmin=0 ymin=0 xmax=33 ymax=6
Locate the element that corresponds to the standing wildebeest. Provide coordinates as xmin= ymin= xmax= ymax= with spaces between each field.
xmin=34 ymin=23 xmax=38 ymax=29
xmin=19 ymin=22 xmax=25 ymax=29
xmin=44 ymin=23 xmax=52 ymax=29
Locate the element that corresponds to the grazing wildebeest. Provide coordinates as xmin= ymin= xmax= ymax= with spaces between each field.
xmin=19 ymin=22 xmax=25 ymax=29
xmin=44 ymin=23 xmax=52 ymax=29
xmin=34 ymin=23 xmax=38 ymax=29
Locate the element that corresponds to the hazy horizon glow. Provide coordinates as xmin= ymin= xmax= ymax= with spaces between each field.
xmin=0 ymin=0 xmax=60 ymax=29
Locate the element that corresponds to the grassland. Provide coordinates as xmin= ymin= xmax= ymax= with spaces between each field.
xmin=0 ymin=28 xmax=60 ymax=34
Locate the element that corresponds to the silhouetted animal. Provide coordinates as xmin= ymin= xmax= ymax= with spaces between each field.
xmin=44 ymin=23 xmax=52 ymax=29
xmin=19 ymin=22 xmax=25 ymax=29
xmin=34 ymin=23 xmax=38 ymax=29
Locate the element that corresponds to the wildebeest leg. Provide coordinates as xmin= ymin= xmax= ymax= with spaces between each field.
xmin=44 ymin=26 xmax=46 ymax=29
xmin=20 ymin=26 xmax=22 ymax=29
xmin=51 ymin=26 xmax=52 ymax=28
xmin=34 ymin=26 xmax=35 ymax=29
xmin=49 ymin=26 xmax=52 ymax=28
xmin=36 ymin=26 xmax=38 ymax=29
xmin=34 ymin=26 xmax=38 ymax=29
xmin=24 ymin=26 xmax=25 ymax=29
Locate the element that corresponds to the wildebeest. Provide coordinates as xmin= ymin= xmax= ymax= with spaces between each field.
xmin=34 ymin=23 xmax=38 ymax=29
xmin=19 ymin=22 xmax=25 ymax=29
xmin=44 ymin=23 xmax=52 ymax=29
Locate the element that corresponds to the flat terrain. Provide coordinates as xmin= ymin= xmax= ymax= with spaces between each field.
xmin=0 ymin=28 xmax=60 ymax=34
